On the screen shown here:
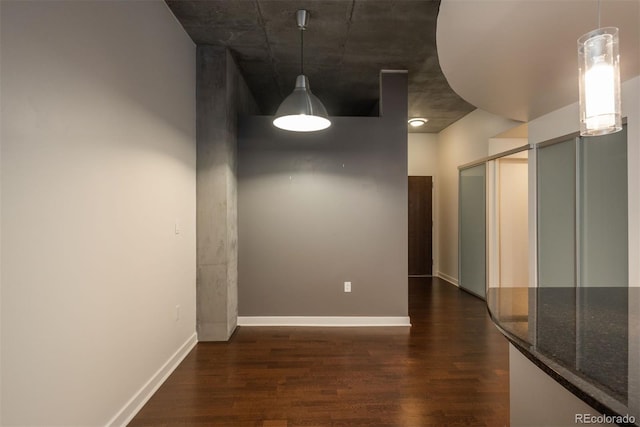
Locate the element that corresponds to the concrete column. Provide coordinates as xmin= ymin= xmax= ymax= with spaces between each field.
xmin=196 ymin=46 xmax=239 ymax=341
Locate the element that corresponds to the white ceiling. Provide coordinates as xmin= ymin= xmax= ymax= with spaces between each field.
xmin=437 ymin=0 xmax=640 ymax=122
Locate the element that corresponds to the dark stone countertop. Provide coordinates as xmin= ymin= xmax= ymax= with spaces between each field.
xmin=487 ymin=287 xmax=639 ymax=427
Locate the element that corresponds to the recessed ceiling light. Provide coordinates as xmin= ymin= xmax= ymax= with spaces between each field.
xmin=408 ymin=118 xmax=428 ymax=127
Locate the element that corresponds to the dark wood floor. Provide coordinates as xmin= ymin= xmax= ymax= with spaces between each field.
xmin=129 ymin=278 xmax=509 ymax=426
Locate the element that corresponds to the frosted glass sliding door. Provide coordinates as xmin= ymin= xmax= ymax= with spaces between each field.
xmin=535 ymin=128 xmax=629 ymax=378
xmin=536 ymin=138 xmax=577 ymax=366
xmin=577 ymin=127 xmax=628 ymax=399
xmin=459 ymin=164 xmax=486 ymax=298
xmin=537 ymin=138 xmax=576 ymax=288
xmin=579 ymin=127 xmax=628 ymax=287
xmin=537 ymin=128 xmax=628 ymax=288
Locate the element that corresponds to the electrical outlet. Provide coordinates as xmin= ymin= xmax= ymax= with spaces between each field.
xmin=344 ymin=281 xmax=352 ymax=293
xmin=175 ymin=305 xmax=181 ymax=321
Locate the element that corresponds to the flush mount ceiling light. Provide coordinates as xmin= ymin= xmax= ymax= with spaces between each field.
xmin=273 ymin=10 xmax=331 ymax=132
xmin=408 ymin=118 xmax=428 ymax=127
xmin=578 ymin=0 xmax=622 ymax=136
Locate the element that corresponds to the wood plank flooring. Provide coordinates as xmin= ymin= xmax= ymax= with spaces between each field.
xmin=129 ymin=278 xmax=509 ymax=426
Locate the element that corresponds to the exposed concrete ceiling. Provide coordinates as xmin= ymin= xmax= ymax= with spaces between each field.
xmin=438 ymin=0 xmax=640 ymax=123
xmin=166 ymin=0 xmax=475 ymax=133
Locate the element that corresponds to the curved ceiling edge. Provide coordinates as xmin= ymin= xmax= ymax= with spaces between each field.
xmin=436 ymin=0 xmax=639 ymax=123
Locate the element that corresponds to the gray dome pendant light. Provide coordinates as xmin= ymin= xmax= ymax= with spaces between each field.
xmin=273 ymin=10 xmax=331 ymax=132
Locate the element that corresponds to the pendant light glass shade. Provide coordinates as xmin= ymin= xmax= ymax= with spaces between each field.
xmin=273 ymin=75 xmax=331 ymax=132
xmin=578 ymin=27 xmax=622 ymax=136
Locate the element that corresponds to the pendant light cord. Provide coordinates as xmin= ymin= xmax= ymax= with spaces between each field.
xmin=300 ymin=28 xmax=304 ymax=74
xmin=597 ymin=0 xmax=601 ymax=28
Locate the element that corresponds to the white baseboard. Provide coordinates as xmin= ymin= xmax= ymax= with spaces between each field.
xmin=436 ymin=271 xmax=459 ymax=287
xmin=106 ymin=332 xmax=198 ymax=427
xmin=237 ymin=316 xmax=411 ymax=327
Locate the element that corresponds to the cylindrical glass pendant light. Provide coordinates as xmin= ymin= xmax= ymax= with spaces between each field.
xmin=578 ymin=27 xmax=622 ymax=136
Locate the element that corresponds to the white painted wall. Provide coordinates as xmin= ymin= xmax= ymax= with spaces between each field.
xmin=487 ymin=138 xmax=529 ymax=291
xmin=497 ymin=158 xmax=529 ymax=287
xmin=436 ymin=109 xmax=519 ymax=284
xmin=0 ymin=1 xmax=3 ymax=418
xmin=510 ymin=344 xmax=609 ymax=427
xmin=0 ymin=1 xmax=196 ymax=425
xmin=408 ymin=133 xmax=438 ymax=176
xmin=488 ymin=137 xmax=528 ymax=156
xmin=408 ymin=133 xmax=439 ymax=272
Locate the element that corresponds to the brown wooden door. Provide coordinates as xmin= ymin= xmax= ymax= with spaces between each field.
xmin=408 ymin=176 xmax=433 ymax=275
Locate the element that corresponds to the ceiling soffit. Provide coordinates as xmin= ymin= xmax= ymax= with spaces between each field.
xmin=437 ymin=0 xmax=640 ymax=123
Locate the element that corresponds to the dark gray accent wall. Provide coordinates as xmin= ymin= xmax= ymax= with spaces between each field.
xmin=196 ymin=46 xmax=258 ymax=341
xmin=237 ymin=71 xmax=408 ymax=317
